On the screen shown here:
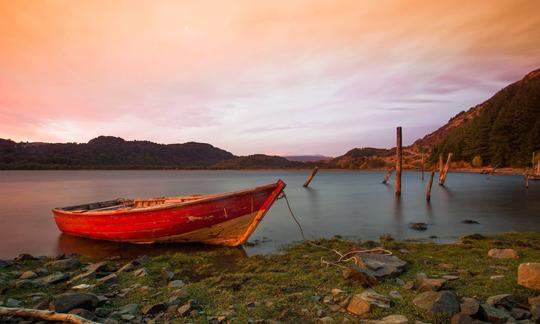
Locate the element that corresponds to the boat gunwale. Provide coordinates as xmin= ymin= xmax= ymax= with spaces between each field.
xmin=52 ymin=179 xmax=285 ymax=216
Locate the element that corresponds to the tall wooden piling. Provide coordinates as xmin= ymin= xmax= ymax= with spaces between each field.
xmin=438 ymin=154 xmax=444 ymax=182
xmin=426 ymin=171 xmax=435 ymax=201
xmin=525 ymin=173 xmax=529 ymax=189
xmin=439 ymin=153 xmax=453 ymax=185
xmin=382 ymin=168 xmax=394 ymax=184
xmin=303 ymin=167 xmax=319 ymax=187
xmin=396 ymin=127 xmax=402 ymax=195
xmin=537 ymin=160 xmax=540 ymax=175
xmin=421 ymin=154 xmax=425 ymax=181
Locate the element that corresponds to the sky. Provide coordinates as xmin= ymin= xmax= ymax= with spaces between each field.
xmin=1 ymin=0 xmax=539 ymax=156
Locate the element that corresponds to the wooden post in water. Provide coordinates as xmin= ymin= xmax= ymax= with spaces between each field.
xmin=525 ymin=173 xmax=529 ymax=189
xmin=426 ymin=170 xmax=435 ymax=201
xmin=439 ymin=153 xmax=453 ymax=186
xmin=303 ymin=167 xmax=319 ymax=187
xmin=421 ymin=154 xmax=425 ymax=181
xmin=396 ymin=127 xmax=402 ymax=195
xmin=537 ymin=160 xmax=540 ymax=175
xmin=438 ymin=154 xmax=444 ymax=182
xmin=382 ymin=167 xmax=394 ymax=184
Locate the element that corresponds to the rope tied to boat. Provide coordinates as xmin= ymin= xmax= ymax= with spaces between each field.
xmin=277 ymin=190 xmax=392 ymax=269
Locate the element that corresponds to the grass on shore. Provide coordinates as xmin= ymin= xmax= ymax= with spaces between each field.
xmin=1 ymin=232 xmax=540 ymax=323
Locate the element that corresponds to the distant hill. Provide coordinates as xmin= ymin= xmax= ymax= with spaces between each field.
xmin=0 ymin=136 xmax=301 ymax=169
xmin=211 ymin=154 xmax=303 ymax=169
xmin=429 ymin=69 xmax=540 ymax=167
xmin=283 ymin=155 xmax=332 ymax=162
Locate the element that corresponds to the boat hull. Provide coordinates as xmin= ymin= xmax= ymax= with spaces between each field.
xmin=52 ymin=180 xmax=285 ymax=246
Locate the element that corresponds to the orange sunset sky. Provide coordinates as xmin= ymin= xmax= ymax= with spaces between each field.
xmin=1 ymin=0 xmax=539 ymax=155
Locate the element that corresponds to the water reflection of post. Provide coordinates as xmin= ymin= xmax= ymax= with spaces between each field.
xmin=439 ymin=185 xmax=454 ymax=200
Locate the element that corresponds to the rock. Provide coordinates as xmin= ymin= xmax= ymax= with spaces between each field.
xmin=511 ymin=307 xmax=531 ymax=320
xmin=178 ymin=300 xmax=199 ymax=317
xmin=71 ymin=283 xmax=94 ymax=290
xmin=118 ymin=303 xmax=141 ymax=316
xmin=486 ymin=294 xmax=516 ymax=309
xmin=161 ymin=269 xmax=174 ymax=281
xmin=331 ymin=288 xmax=345 ymax=297
xmin=462 ymin=219 xmax=479 ymax=224
xmin=478 ymin=303 xmax=511 ymax=323
xmin=342 ymin=264 xmax=378 ymax=286
xmin=14 ymin=253 xmax=36 ymax=261
xmin=379 ymin=234 xmax=394 ymax=242
xmin=346 ymin=289 xmax=390 ymax=315
xmin=518 ymin=263 xmax=540 ymax=290
xmin=417 ymin=273 xmax=447 ymax=292
xmin=529 ymin=295 xmax=540 ymax=306
xmin=70 ymin=261 xmax=109 ymax=282
xmin=168 ymin=279 xmax=184 ymax=288
xmin=412 ymin=290 xmax=459 ymax=315
xmin=6 ymin=298 xmax=22 ymax=307
xmin=132 ymin=268 xmax=148 ymax=277
xmin=19 ymin=271 xmax=38 ymax=280
xmin=490 ymin=275 xmax=505 ymax=280
xmin=96 ymin=273 xmax=118 ymax=285
xmin=49 ymin=292 xmax=99 ymax=313
xmin=531 ymin=305 xmax=540 ymax=321
xmin=460 ymin=297 xmax=480 ymax=316
xmin=317 ymin=317 xmax=334 ymax=324
xmin=458 ymin=233 xmax=485 ymax=243
xmin=95 ymin=307 xmax=112 ymax=317
xmin=47 ymin=258 xmax=81 ymax=271
xmin=389 ymin=291 xmax=403 ymax=300
xmin=355 ymin=252 xmax=407 ymax=278
xmin=364 ymin=315 xmax=408 ymax=324
xmin=68 ymin=308 xmax=96 ymax=320
xmin=38 ymin=272 xmax=69 ymax=285
xmin=0 ymin=259 xmax=14 ymax=268
xmin=443 ymin=275 xmax=460 ymax=281
xmin=117 ymin=255 xmax=149 ymax=273
xmin=403 ymin=281 xmax=414 ymax=290
xmin=143 ymin=303 xmax=167 ymax=315
xmin=409 ymin=222 xmax=427 ymax=231
xmin=488 ymin=248 xmax=518 ymax=259
xmin=450 ymin=313 xmax=474 ymax=324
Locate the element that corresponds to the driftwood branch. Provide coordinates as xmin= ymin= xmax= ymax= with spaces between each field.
xmin=0 ymin=307 xmax=99 ymax=324
xmin=382 ymin=167 xmax=394 ymax=184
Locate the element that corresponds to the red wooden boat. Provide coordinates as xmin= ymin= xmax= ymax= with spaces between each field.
xmin=52 ymin=180 xmax=285 ymax=246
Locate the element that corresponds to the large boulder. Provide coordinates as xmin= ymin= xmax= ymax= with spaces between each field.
xmin=356 ymin=252 xmax=407 ymax=278
xmin=49 ymin=293 xmax=99 ymax=313
xmin=487 ymin=248 xmax=518 ymax=259
xmin=412 ymin=291 xmax=459 ymax=315
xmin=478 ymin=303 xmax=511 ymax=323
xmin=518 ymin=263 xmax=540 ymax=290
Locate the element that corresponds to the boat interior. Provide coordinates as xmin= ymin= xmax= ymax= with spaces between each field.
xmin=58 ymin=195 xmax=206 ymax=213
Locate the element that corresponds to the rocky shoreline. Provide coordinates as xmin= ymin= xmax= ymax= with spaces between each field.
xmin=1 ymin=232 xmax=540 ymax=323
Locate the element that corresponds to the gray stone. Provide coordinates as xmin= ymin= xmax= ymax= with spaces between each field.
xmin=6 ymin=298 xmax=22 ymax=307
xmin=511 ymin=308 xmax=531 ymax=320
xmin=168 ymin=279 xmax=184 ymax=288
xmin=460 ymin=297 xmax=479 ymax=316
xmin=412 ymin=290 xmax=459 ymax=315
xmin=132 ymin=268 xmax=148 ymax=277
xmin=178 ymin=300 xmax=199 ymax=317
xmin=14 ymin=253 xmax=36 ymax=261
xmin=486 ymin=294 xmax=516 ymax=309
xmin=143 ymin=303 xmax=167 ymax=315
xmin=49 ymin=292 xmax=99 ymax=313
xmin=47 ymin=258 xmax=81 ymax=271
xmin=116 ymin=303 xmax=141 ymax=316
xmin=450 ymin=313 xmax=474 ymax=324
xmin=356 ymin=252 xmax=407 ymax=278
xmin=478 ymin=303 xmax=511 ymax=323
xmin=96 ymin=273 xmax=118 ymax=285
xmin=68 ymin=308 xmax=96 ymax=320
xmin=95 ymin=307 xmax=113 ymax=317
xmin=358 ymin=289 xmax=391 ymax=308
xmin=38 ymin=272 xmax=69 ymax=285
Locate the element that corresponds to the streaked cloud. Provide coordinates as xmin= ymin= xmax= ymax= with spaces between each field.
xmin=0 ymin=0 xmax=539 ymax=155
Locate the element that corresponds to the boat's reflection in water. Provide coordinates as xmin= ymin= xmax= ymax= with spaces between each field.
xmin=55 ymin=234 xmax=248 ymax=261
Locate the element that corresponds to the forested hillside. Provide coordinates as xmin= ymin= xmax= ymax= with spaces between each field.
xmin=430 ymin=69 xmax=540 ymax=167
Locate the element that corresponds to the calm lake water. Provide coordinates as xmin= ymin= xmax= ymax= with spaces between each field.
xmin=0 ymin=170 xmax=538 ymax=259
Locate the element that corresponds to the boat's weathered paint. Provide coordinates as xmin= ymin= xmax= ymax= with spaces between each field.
xmin=52 ymin=180 xmax=286 ymax=246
